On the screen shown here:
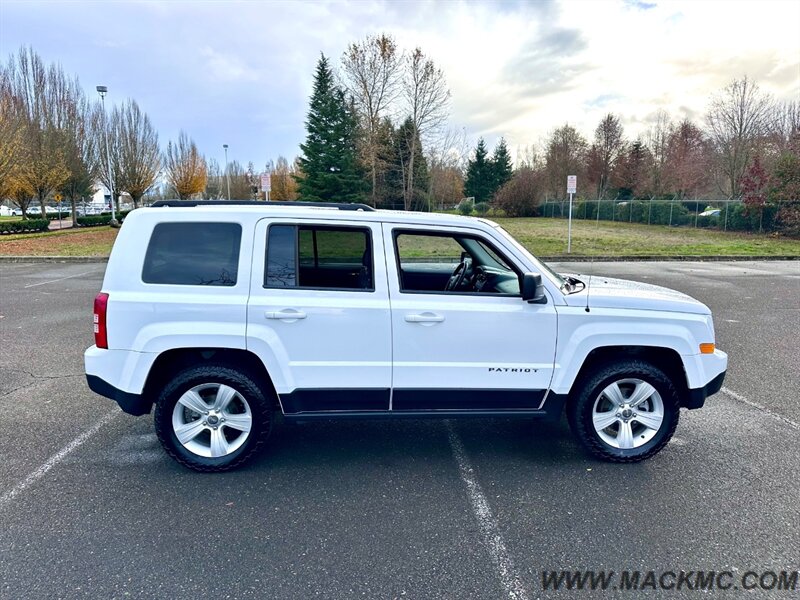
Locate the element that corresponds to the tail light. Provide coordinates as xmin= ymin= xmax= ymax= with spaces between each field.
xmin=93 ymin=293 xmax=109 ymax=349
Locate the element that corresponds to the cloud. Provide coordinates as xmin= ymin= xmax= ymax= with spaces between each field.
xmin=625 ymin=0 xmax=658 ymax=10
xmin=1 ymin=0 xmax=797 ymax=164
xmin=502 ymin=27 xmax=591 ymax=96
xmin=199 ymin=47 xmax=258 ymax=83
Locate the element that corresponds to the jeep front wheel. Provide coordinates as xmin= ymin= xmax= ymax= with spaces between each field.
xmin=568 ymin=360 xmax=680 ymax=462
xmin=154 ymin=365 xmax=273 ymax=472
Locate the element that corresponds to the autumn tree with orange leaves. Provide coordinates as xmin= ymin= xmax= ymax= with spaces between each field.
xmin=164 ymin=131 xmax=207 ymax=199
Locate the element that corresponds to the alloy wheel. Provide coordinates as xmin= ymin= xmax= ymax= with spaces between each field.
xmin=591 ymin=378 xmax=664 ymax=450
xmin=171 ymin=383 xmax=253 ymax=458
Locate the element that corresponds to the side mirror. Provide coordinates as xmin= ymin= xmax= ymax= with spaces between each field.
xmin=521 ymin=273 xmax=547 ymax=304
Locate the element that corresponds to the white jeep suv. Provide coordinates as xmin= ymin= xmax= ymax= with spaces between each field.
xmin=84 ymin=201 xmax=727 ymax=471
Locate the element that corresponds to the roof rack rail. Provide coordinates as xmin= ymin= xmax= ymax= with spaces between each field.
xmin=150 ymin=200 xmax=376 ymax=212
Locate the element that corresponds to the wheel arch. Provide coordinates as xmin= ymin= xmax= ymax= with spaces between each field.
xmin=142 ymin=347 xmax=281 ymax=413
xmin=564 ymin=345 xmax=688 ymax=402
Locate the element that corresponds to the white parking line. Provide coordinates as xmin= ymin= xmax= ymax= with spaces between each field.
xmin=0 ymin=409 xmax=118 ymax=508
xmin=721 ymin=386 xmax=799 ymax=431
xmin=23 ymin=269 xmax=100 ymax=288
xmin=446 ymin=421 xmax=530 ymax=600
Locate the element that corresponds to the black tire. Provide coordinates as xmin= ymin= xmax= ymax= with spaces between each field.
xmin=567 ymin=360 xmax=680 ymax=463
xmin=154 ymin=364 xmax=274 ymax=472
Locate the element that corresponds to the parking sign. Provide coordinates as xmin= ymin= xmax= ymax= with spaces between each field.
xmin=567 ymin=175 xmax=577 ymax=194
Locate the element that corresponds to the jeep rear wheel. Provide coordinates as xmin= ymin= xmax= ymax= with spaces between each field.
xmin=568 ymin=360 xmax=680 ymax=462
xmin=154 ymin=365 xmax=273 ymax=472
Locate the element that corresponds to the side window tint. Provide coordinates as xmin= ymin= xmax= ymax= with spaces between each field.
xmin=266 ymin=225 xmax=372 ymax=291
xmin=142 ymin=222 xmax=241 ymax=286
xmin=265 ymin=225 xmax=297 ymax=287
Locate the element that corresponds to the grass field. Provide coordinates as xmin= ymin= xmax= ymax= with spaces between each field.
xmin=0 ymin=226 xmax=117 ymax=256
xmin=0 ymin=217 xmax=799 ymax=258
xmin=492 ymin=217 xmax=800 ymax=257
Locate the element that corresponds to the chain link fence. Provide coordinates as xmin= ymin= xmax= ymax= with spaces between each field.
xmin=537 ymin=197 xmax=782 ymax=232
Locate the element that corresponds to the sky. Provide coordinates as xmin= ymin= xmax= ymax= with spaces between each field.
xmin=1 ymin=0 xmax=799 ymax=170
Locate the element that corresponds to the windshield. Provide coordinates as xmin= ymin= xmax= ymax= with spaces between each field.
xmin=492 ymin=225 xmax=566 ymax=288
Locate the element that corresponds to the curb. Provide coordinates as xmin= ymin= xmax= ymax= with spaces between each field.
xmin=540 ymin=255 xmax=799 ymax=262
xmin=1 ymin=255 xmax=797 ymax=264
xmin=0 ymin=256 xmax=109 ymax=263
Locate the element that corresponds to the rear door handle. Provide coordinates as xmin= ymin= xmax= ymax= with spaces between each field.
xmin=404 ymin=312 xmax=445 ymax=323
xmin=265 ymin=309 xmax=307 ymax=321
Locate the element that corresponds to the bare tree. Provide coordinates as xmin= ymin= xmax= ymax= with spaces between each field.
xmin=544 ymin=124 xmax=588 ymax=200
xmin=225 ymin=160 xmax=254 ymax=199
xmin=706 ymin=76 xmax=775 ymax=197
xmin=646 ymin=110 xmax=673 ymax=197
xmin=425 ymin=126 xmax=467 ymax=208
xmin=59 ymin=86 xmax=98 ymax=224
xmin=341 ymin=33 xmax=401 ymax=206
xmin=516 ymin=144 xmax=544 ymax=170
xmin=588 ymin=113 xmax=626 ymax=199
xmin=6 ymin=47 xmax=70 ymax=217
xmin=164 ymin=131 xmax=207 ymax=199
xmin=96 ymin=101 xmax=123 ymax=212
xmin=664 ymin=119 xmax=710 ymax=199
xmin=772 ymin=100 xmax=800 ymax=152
xmin=402 ymin=47 xmax=450 ymax=210
xmin=612 ymin=138 xmax=653 ymax=199
xmin=112 ymin=100 xmax=160 ymax=208
xmin=204 ymin=158 xmax=223 ymax=199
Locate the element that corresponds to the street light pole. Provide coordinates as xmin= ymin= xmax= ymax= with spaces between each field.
xmin=223 ymin=144 xmax=231 ymax=201
xmin=96 ymin=85 xmax=118 ymax=226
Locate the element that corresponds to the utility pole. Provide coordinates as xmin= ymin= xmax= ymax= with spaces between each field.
xmin=223 ymin=144 xmax=231 ymax=201
xmin=96 ymin=85 xmax=117 ymax=226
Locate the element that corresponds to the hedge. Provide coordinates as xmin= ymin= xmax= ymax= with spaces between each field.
xmin=76 ymin=215 xmax=114 ymax=227
xmin=718 ymin=203 xmax=779 ymax=232
xmin=572 ymin=200 xmax=693 ymax=226
xmin=0 ymin=219 xmax=50 ymax=234
xmin=473 ymin=202 xmax=490 ymax=215
xmin=76 ymin=210 xmax=131 ymax=227
xmin=458 ymin=199 xmax=474 ymax=215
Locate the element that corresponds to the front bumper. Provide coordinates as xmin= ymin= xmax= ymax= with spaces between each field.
xmin=685 ymin=370 xmax=726 ymax=410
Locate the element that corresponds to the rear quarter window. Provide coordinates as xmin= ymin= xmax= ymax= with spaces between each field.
xmin=142 ymin=222 xmax=242 ymax=286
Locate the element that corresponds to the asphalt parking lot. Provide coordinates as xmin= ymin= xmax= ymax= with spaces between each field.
xmin=1 ymin=260 xmax=798 ymax=599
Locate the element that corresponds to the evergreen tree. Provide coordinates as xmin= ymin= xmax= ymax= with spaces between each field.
xmin=373 ymin=117 xmax=398 ymax=208
xmin=386 ymin=117 xmax=429 ymax=210
xmin=491 ymin=137 xmax=513 ymax=195
xmin=464 ymin=138 xmax=494 ymax=202
xmin=296 ymin=54 xmax=364 ymax=203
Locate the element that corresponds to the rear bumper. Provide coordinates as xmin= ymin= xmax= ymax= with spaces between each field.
xmin=84 ymin=345 xmax=157 ymax=415
xmin=86 ymin=375 xmax=151 ymax=416
xmin=684 ymin=370 xmax=726 ymax=410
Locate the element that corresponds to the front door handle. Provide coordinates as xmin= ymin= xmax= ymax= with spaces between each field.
xmin=405 ymin=312 xmax=445 ymax=324
xmin=265 ymin=309 xmax=307 ymax=321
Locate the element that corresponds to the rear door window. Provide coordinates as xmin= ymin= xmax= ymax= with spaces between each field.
xmin=142 ymin=222 xmax=241 ymax=286
xmin=265 ymin=224 xmax=373 ymax=291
